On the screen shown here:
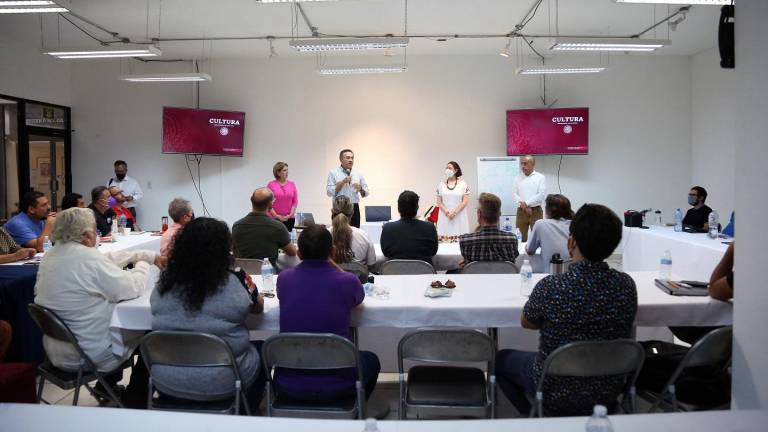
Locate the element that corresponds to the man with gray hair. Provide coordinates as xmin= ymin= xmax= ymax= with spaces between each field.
xmin=160 ymin=197 xmax=194 ymax=257
xmin=512 ymin=155 xmax=547 ymax=242
xmin=232 ymin=188 xmax=297 ymax=269
xmin=34 ymin=207 xmax=165 ymax=407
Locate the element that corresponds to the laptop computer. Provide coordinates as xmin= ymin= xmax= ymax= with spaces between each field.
xmin=365 ymin=206 xmax=391 ymax=222
xmin=295 ymin=212 xmax=315 ymax=229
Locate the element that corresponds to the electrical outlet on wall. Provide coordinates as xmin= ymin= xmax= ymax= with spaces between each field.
xmin=147 ymin=181 xmax=152 ymax=189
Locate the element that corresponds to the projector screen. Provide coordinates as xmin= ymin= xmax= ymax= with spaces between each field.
xmin=506 ymin=107 xmax=589 ymax=155
xmin=162 ymin=106 xmax=246 ymax=156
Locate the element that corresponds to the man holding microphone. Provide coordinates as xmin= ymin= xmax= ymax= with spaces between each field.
xmin=512 ymin=155 xmax=546 ymax=242
xmin=327 ymin=149 xmax=369 ymax=228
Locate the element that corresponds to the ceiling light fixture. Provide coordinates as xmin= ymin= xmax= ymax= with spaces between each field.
xmin=118 ymin=73 xmax=212 ymax=82
xmin=614 ymin=0 xmax=731 ymax=5
xmin=257 ymin=0 xmax=338 ymax=2
xmin=290 ymin=37 xmax=409 ymax=52
xmin=499 ymin=39 xmax=512 ymax=58
xmin=516 ymin=67 xmax=606 ymax=75
xmin=318 ymin=66 xmax=407 ymax=75
xmin=44 ymin=45 xmax=161 ymax=59
xmin=550 ymin=37 xmax=669 ymax=52
xmin=0 ymin=0 xmax=68 ymax=13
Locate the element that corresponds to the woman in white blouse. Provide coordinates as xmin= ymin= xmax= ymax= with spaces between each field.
xmin=436 ymin=161 xmax=470 ymax=237
xmin=526 ymin=194 xmax=573 ymax=273
xmin=329 ymin=196 xmax=376 ymax=270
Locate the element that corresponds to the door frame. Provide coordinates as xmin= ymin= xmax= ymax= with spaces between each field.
xmin=0 ymin=93 xmax=72 ymax=212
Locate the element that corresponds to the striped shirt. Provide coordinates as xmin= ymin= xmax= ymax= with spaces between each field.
xmin=459 ymin=226 xmax=519 ymax=263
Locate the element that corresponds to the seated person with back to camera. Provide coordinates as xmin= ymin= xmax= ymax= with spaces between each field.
xmin=381 ymin=190 xmax=439 ymax=265
xmin=232 ymin=188 xmax=297 ymax=270
xmin=458 ymin=192 xmax=519 ymax=269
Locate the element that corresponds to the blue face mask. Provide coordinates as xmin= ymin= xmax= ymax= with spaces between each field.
xmin=687 ymin=195 xmax=697 ymax=206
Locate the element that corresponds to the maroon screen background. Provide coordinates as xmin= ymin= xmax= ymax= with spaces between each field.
xmin=506 ymin=107 xmax=589 ymax=155
xmin=162 ymin=107 xmax=246 ymax=156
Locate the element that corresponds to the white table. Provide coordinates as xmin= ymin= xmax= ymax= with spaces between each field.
xmin=2 ymin=403 xmax=765 ymax=431
xmin=622 ymin=226 xmax=730 ymax=281
xmin=110 ymin=271 xmax=732 ymax=357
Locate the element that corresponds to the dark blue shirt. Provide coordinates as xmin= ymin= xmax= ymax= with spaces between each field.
xmin=524 ymin=260 xmax=637 ymax=415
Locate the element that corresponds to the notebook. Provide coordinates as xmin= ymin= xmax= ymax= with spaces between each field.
xmin=654 ymin=279 xmax=710 ymax=296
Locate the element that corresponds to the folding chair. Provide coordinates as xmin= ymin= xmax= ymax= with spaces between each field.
xmin=261 ymin=333 xmax=365 ymax=419
xmin=139 ymin=331 xmax=251 ymax=415
xmin=462 ymin=261 xmax=519 ymax=274
xmin=398 ymin=328 xmax=496 ymax=419
xmin=27 ymin=303 xmax=127 ymax=407
xmin=234 ymin=258 xmax=264 ymax=275
xmin=531 ymin=339 xmax=645 ymax=417
xmin=339 ymin=261 xmax=369 ymax=283
xmin=380 ymin=259 xmax=435 ymax=275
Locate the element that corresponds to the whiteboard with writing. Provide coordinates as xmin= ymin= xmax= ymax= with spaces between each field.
xmin=476 ymin=156 xmax=520 ymax=216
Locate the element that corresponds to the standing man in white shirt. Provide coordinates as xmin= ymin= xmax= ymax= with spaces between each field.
xmin=107 ymin=160 xmax=143 ymax=220
xmin=512 ymin=155 xmax=546 ymax=242
xmin=326 ymin=149 xmax=369 ymax=228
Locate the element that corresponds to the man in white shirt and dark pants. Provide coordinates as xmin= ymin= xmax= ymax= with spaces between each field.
xmin=107 ymin=160 xmax=143 ymax=220
xmin=326 ymin=149 xmax=369 ymax=228
xmin=512 ymin=155 xmax=546 ymax=242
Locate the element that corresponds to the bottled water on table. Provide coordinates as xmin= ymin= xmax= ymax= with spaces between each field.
xmin=708 ymin=210 xmax=719 ymax=239
xmin=362 ymin=418 xmax=379 ymax=432
xmin=520 ymin=259 xmax=533 ymax=297
xmin=43 ymin=236 xmax=52 ymax=253
xmin=260 ymin=258 xmax=274 ymax=293
xmin=515 ymin=227 xmax=522 ymax=243
xmin=118 ymin=214 xmax=128 ymax=234
xmin=659 ymin=249 xmax=673 ymax=280
xmin=585 ymin=405 xmax=613 ymax=432
xmin=290 ymin=229 xmax=297 ymax=244
xmin=674 ymin=208 xmax=683 ymax=232
xmin=502 ymin=216 xmax=513 ymax=233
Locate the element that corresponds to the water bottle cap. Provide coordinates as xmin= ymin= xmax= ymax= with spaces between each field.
xmin=550 ymin=253 xmax=563 ymax=263
xmin=364 ymin=418 xmax=377 ymax=431
xmin=593 ymin=404 xmax=607 ymax=416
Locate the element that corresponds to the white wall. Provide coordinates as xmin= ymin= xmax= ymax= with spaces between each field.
xmin=732 ymin=0 xmax=768 ymax=410
xmin=69 ymin=54 xmax=692 ymax=230
xmin=690 ymin=47 xmax=736 ymax=218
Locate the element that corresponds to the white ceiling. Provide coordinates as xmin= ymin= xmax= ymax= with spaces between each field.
xmin=2 ymin=0 xmax=722 ymax=59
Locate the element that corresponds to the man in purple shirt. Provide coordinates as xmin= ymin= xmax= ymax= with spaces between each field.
xmin=276 ymin=224 xmax=380 ymax=402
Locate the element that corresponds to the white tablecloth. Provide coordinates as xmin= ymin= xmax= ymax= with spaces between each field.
xmin=622 ymin=226 xmax=729 ymax=281
xmin=110 ymin=271 xmax=732 ymax=357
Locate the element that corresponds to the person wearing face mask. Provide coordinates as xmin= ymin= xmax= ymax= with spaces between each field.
xmin=34 ymin=207 xmax=166 ymax=408
xmin=682 ymin=186 xmax=713 ymax=233
xmin=512 ymin=155 xmax=547 ymax=242
xmin=326 ymin=149 xmax=369 ymax=228
xmin=107 ymin=160 xmax=143 ymax=220
xmin=435 ymin=161 xmax=470 ymax=238
xmin=88 ymin=186 xmax=115 ymax=236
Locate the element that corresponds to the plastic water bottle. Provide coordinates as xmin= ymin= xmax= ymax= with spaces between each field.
xmin=362 ymin=418 xmax=379 ymax=432
xmin=290 ymin=229 xmax=297 ymax=244
xmin=659 ymin=250 xmax=673 ymax=280
xmin=585 ymin=405 xmax=613 ymax=432
xmin=502 ymin=216 xmax=513 ymax=233
xmin=708 ymin=210 xmax=719 ymax=239
xmin=118 ymin=213 xmax=128 ymax=234
xmin=674 ymin=208 xmax=683 ymax=232
xmin=363 ymin=282 xmax=376 ymax=296
xmin=520 ymin=259 xmax=533 ymax=297
xmin=515 ymin=227 xmax=522 ymax=243
xmin=43 ymin=236 xmax=52 ymax=253
xmin=111 ymin=219 xmax=118 ymax=236
xmin=260 ymin=258 xmax=274 ymax=294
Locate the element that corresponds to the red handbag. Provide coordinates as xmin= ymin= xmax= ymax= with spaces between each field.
xmin=426 ymin=206 xmax=440 ymax=224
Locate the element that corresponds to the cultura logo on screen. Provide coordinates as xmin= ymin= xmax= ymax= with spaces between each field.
xmin=209 ymin=118 xmax=241 ymax=126
xmin=551 ymin=116 xmax=584 ymax=124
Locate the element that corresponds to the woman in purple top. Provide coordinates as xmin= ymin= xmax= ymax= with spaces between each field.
xmin=275 ymin=224 xmax=380 ymax=402
xmin=267 ymin=162 xmax=299 ymax=231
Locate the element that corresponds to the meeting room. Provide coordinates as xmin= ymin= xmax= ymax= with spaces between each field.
xmin=0 ymin=0 xmax=766 ymax=431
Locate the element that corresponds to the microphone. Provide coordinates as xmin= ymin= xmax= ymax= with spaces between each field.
xmin=343 ymin=168 xmax=351 ymax=176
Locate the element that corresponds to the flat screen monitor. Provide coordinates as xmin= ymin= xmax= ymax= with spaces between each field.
xmin=506 ymin=107 xmax=589 ymax=155
xmin=162 ymin=106 xmax=246 ymax=156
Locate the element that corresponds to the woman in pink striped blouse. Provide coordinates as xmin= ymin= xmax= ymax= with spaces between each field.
xmin=267 ymin=162 xmax=299 ymax=231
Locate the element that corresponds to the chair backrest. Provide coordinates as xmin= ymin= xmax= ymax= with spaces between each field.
xmin=668 ymin=326 xmax=733 ymax=382
xmin=262 ymin=333 xmax=361 ymax=372
xmin=462 ymin=261 xmax=519 ymax=274
xmin=339 ymin=261 xmax=369 ymax=283
xmin=380 ymin=259 xmax=436 ymax=275
xmin=539 ymin=339 xmax=645 ymax=381
xmin=140 ymin=331 xmax=239 ymax=369
xmin=235 ymin=258 xmax=264 ymax=275
xmin=398 ymin=329 xmax=496 ymax=373
xmin=27 ymin=303 xmax=99 ymax=371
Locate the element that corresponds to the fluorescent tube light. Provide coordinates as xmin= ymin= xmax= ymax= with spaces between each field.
xmin=119 ymin=73 xmax=212 ymax=82
xmin=550 ymin=37 xmax=669 ymax=52
xmin=318 ymin=66 xmax=407 ymax=75
xmin=45 ymin=45 xmax=161 ymax=59
xmin=257 ymin=0 xmax=338 ymax=2
xmin=0 ymin=0 xmax=67 ymax=13
xmin=0 ymin=7 xmax=68 ymax=13
xmin=0 ymin=1 xmax=57 ymax=5
xmin=516 ymin=67 xmax=606 ymax=75
xmin=290 ymin=37 xmax=409 ymax=52
xmin=615 ymin=0 xmax=731 ymax=5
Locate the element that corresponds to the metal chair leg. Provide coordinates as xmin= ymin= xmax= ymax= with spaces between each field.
xmin=37 ymin=376 xmax=47 ymax=404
